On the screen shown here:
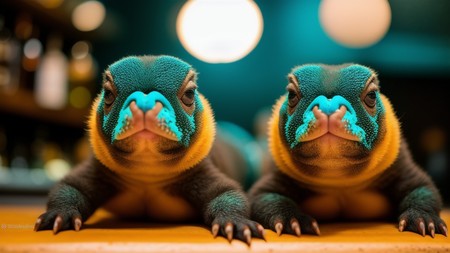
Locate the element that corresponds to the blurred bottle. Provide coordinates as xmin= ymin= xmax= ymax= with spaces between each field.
xmin=0 ymin=15 xmax=20 ymax=94
xmin=10 ymin=142 xmax=29 ymax=169
xmin=15 ymin=13 xmax=43 ymax=91
xmin=0 ymin=127 xmax=7 ymax=168
xmin=34 ymin=34 xmax=68 ymax=110
xmin=68 ymin=40 xmax=96 ymax=109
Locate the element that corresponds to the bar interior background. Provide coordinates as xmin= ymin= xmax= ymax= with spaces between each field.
xmin=0 ymin=0 xmax=448 ymax=205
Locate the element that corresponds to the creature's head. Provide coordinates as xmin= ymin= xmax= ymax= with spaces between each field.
xmin=269 ymin=64 xmax=400 ymax=187
xmin=88 ymin=55 xmax=215 ymax=180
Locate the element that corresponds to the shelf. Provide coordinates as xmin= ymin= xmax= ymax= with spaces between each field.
xmin=1 ymin=0 xmax=114 ymax=41
xmin=0 ymin=89 xmax=90 ymax=128
xmin=0 ymin=167 xmax=54 ymax=195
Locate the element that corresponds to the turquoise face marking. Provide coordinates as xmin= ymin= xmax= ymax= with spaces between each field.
xmin=97 ymin=55 xmax=201 ymax=147
xmin=112 ymin=91 xmax=183 ymax=142
xmin=291 ymin=95 xmax=366 ymax=148
xmin=281 ymin=64 xmax=385 ymax=150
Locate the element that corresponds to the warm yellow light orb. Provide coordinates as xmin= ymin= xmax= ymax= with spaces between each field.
xmin=177 ymin=0 xmax=263 ymax=63
xmin=319 ymin=0 xmax=391 ymax=48
xmin=72 ymin=1 xmax=106 ymax=32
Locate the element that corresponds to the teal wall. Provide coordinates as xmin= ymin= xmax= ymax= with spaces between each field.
xmin=95 ymin=0 xmax=450 ymax=131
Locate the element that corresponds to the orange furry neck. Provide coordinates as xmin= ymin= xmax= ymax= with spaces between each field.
xmin=268 ymin=94 xmax=401 ymax=189
xmin=88 ymin=94 xmax=216 ymax=183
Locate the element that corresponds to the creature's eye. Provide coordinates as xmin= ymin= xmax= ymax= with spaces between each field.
xmin=287 ymin=85 xmax=300 ymax=108
xmin=364 ymin=90 xmax=377 ymax=108
xmin=104 ymin=89 xmax=116 ymax=106
xmin=181 ymin=88 xmax=196 ymax=107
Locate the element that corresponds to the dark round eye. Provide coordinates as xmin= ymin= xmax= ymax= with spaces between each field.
xmin=287 ymin=88 xmax=300 ymax=108
xmin=104 ymin=89 xmax=115 ymax=106
xmin=181 ymin=89 xmax=195 ymax=107
xmin=364 ymin=90 xmax=377 ymax=108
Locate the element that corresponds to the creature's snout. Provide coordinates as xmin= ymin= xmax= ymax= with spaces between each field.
xmin=295 ymin=95 xmax=364 ymax=144
xmin=112 ymin=91 xmax=182 ymax=142
xmin=125 ymin=91 xmax=169 ymax=113
xmin=313 ymin=96 xmax=350 ymax=116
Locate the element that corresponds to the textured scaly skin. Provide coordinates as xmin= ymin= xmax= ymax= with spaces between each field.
xmin=249 ymin=64 xmax=447 ymax=238
xmin=35 ymin=55 xmax=264 ymax=244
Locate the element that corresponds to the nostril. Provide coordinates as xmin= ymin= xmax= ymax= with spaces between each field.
xmin=129 ymin=101 xmax=139 ymax=114
xmin=152 ymin=102 xmax=163 ymax=114
xmin=330 ymin=105 xmax=348 ymax=122
xmin=123 ymin=99 xmax=136 ymax=111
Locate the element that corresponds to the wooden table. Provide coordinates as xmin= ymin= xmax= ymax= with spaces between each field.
xmin=0 ymin=205 xmax=449 ymax=253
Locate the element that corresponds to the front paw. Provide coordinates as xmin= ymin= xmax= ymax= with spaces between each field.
xmin=266 ymin=211 xmax=321 ymax=237
xmin=210 ymin=215 xmax=265 ymax=245
xmin=398 ymin=208 xmax=448 ymax=237
xmin=34 ymin=208 xmax=83 ymax=234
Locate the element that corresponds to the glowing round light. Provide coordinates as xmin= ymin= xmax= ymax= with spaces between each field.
xmin=72 ymin=1 xmax=106 ymax=32
xmin=44 ymin=159 xmax=71 ymax=181
xmin=69 ymin=86 xmax=92 ymax=109
xmin=69 ymin=55 xmax=96 ymax=80
xmin=24 ymin=38 xmax=42 ymax=59
xmin=319 ymin=0 xmax=391 ymax=48
xmin=71 ymin=41 xmax=90 ymax=59
xmin=23 ymin=39 xmax=42 ymax=71
xmin=69 ymin=41 xmax=96 ymax=81
xmin=177 ymin=0 xmax=263 ymax=63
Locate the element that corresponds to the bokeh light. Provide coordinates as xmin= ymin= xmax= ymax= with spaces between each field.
xmin=177 ymin=0 xmax=263 ymax=63
xmin=72 ymin=1 xmax=106 ymax=32
xmin=23 ymin=38 xmax=42 ymax=59
xmin=69 ymin=86 xmax=91 ymax=109
xmin=319 ymin=0 xmax=391 ymax=48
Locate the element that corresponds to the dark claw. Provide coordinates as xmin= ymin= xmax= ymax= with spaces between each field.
xmin=34 ymin=218 xmax=42 ymax=232
xmin=257 ymin=224 xmax=266 ymax=241
xmin=428 ymin=222 xmax=435 ymax=238
xmin=53 ymin=216 xmax=63 ymax=234
xmin=210 ymin=216 xmax=265 ymax=244
xmin=399 ymin=208 xmax=447 ymax=237
xmin=418 ymin=220 xmax=425 ymax=237
xmin=211 ymin=224 xmax=220 ymax=238
xmin=312 ymin=221 xmax=321 ymax=235
xmin=74 ymin=217 xmax=82 ymax=231
xmin=34 ymin=208 xmax=83 ymax=233
xmin=225 ymin=223 xmax=233 ymax=242
xmin=275 ymin=222 xmax=283 ymax=236
xmin=290 ymin=219 xmax=301 ymax=236
xmin=268 ymin=212 xmax=319 ymax=236
xmin=398 ymin=219 xmax=406 ymax=232
xmin=439 ymin=223 xmax=448 ymax=237
xmin=243 ymin=227 xmax=251 ymax=245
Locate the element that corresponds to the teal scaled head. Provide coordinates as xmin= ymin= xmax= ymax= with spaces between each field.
xmin=280 ymin=63 xmax=385 ymax=150
xmin=97 ymin=55 xmax=203 ymax=146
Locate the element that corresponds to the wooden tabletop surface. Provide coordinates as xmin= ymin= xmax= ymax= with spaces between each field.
xmin=0 ymin=205 xmax=449 ymax=253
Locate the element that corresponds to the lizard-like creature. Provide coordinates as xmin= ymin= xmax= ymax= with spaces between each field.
xmin=249 ymin=63 xmax=447 ymax=238
xmin=35 ymin=55 xmax=264 ymax=244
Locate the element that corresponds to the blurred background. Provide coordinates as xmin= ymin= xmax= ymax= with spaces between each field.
xmin=0 ymin=0 xmax=448 ymax=204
